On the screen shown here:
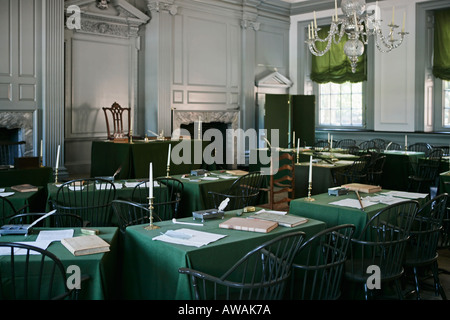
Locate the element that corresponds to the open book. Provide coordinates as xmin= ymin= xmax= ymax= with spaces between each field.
xmin=61 ymin=235 xmax=110 ymax=256
xmin=248 ymin=211 xmax=308 ymax=227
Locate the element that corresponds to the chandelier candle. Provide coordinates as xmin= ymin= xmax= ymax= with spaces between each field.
xmin=306 ymin=0 xmax=408 ymax=73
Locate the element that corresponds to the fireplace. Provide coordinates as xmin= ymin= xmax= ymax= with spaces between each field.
xmin=172 ymin=109 xmax=240 ymax=167
xmin=0 ymin=112 xmax=34 ymax=157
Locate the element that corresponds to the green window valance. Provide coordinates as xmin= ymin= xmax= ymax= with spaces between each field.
xmin=310 ymin=25 xmax=367 ymax=84
xmin=433 ymin=8 xmax=450 ymax=81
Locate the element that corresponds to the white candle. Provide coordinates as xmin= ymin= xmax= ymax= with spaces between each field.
xmin=311 ymin=22 xmax=314 ymax=38
xmin=40 ymin=140 xmax=43 ymax=158
xmin=402 ymin=11 xmax=406 ymax=32
xmin=335 ymin=0 xmax=338 ymax=21
xmin=149 ymin=162 xmax=153 ymax=198
xmin=198 ymin=117 xmax=202 ymax=139
xmin=405 ymin=135 xmax=408 ymax=148
xmin=330 ymin=135 xmax=333 ymax=149
xmin=167 ymin=144 xmax=172 ymax=166
xmin=392 ymin=6 xmax=395 ymax=25
xmin=308 ymin=24 xmax=311 ymax=39
xmin=55 ymin=145 xmax=60 ymax=169
xmin=314 ymin=11 xmax=317 ymax=29
xmin=297 ymin=138 xmax=300 ymax=155
xmin=308 ymin=156 xmax=313 ymax=183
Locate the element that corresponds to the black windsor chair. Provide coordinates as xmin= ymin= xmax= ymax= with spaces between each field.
xmin=179 ymin=231 xmax=306 ymax=300
xmin=403 ymin=193 xmax=448 ymax=300
xmin=408 ymin=142 xmax=432 ymax=157
xmin=131 ymin=177 xmax=184 ymax=221
xmin=0 ymin=196 xmax=29 ymax=225
xmin=336 ymin=139 xmax=357 ymax=149
xmin=290 ymin=224 xmax=356 ymax=300
xmin=407 ymin=149 xmax=443 ymax=194
xmin=0 ymin=242 xmax=86 ymax=300
xmin=51 ymin=178 xmax=116 ymax=227
xmin=111 ymin=199 xmax=150 ymax=233
xmin=208 ymin=171 xmax=263 ymax=211
xmin=7 ymin=212 xmax=84 ymax=228
xmin=344 ymin=200 xmax=420 ymax=300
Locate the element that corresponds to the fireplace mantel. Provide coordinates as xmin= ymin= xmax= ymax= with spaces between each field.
xmin=172 ymin=109 xmax=240 ymax=132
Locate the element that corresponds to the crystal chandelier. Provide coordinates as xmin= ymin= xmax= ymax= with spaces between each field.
xmin=306 ymin=0 xmax=408 ymax=73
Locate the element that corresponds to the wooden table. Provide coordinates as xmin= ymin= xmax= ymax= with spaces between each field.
xmin=90 ymin=140 xmax=208 ymax=180
xmin=169 ymin=171 xmax=240 ymax=218
xmin=120 ymin=208 xmax=326 ymax=300
xmin=380 ymin=150 xmax=425 ymax=191
xmin=295 ymin=160 xmax=353 ymax=198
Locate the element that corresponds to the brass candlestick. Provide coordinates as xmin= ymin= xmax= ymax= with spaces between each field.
xmin=145 ymin=197 xmax=159 ymax=230
xmin=54 ymin=168 xmax=59 ymax=184
xmin=166 ymin=165 xmax=171 ymax=178
xmin=305 ymin=182 xmax=315 ymax=201
xmin=129 ymin=130 xmax=133 ymax=144
xmin=296 ymin=151 xmax=300 ymax=164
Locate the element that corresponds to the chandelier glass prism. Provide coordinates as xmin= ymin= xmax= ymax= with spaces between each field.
xmin=306 ymin=0 xmax=408 ymax=73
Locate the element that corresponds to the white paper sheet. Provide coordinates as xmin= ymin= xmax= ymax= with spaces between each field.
xmin=380 ymin=191 xmax=429 ymax=199
xmin=152 ymin=228 xmax=226 ymax=247
xmin=255 ymin=209 xmax=287 ymax=215
xmin=329 ymin=198 xmax=377 ymax=209
xmin=363 ymin=195 xmax=409 ymax=205
xmin=36 ymin=229 xmax=74 ymax=242
xmin=0 ymin=240 xmax=52 ymax=255
xmin=0 ymin=192 xmax=14 ymax=197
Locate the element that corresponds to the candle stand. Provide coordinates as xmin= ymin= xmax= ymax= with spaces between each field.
xmin=145 ymin=197 xmax=159 ymax=230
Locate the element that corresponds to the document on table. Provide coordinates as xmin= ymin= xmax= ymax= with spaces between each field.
xmin=329 ymin=198 xmax=377 ymax=209
xmin=362 ymin=195 xmax=410 ymax=205
xmin=255 ymin=209 xmax=287 ymax=215
xmin=152 ymin=228 xmax=226 ymax=247
xmin=0 ymin=229 xmax=74 ymax=256
xmin=380 ymin=191 xmax=429 ymax=199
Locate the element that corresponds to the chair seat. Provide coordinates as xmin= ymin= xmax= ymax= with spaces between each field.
xmin=344 ymin=259 xmax=405 ymax=283
xmin=404 ymin=252 xmax=438 ymax=268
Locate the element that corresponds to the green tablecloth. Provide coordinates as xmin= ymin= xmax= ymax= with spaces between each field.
xmin=289 ymin=189 xmax=428 ymax=238
xmin=170 ymin=172 xmax=239 ymax=217
xmin=295 ymin=160 xmax=353 ymax=198
xmin=91 ymin=140 xmax=208 ymax=180
xmin=0 ymin=167 xmax=53 ymax=188
xmin=1 ymin=187 xmax=45 ymax=224
xmin=381 ymin=150 xmax=425 ymax=191
xmin=440 ymin=171 xmax=450 ymax=194
xmin=121 ymin=208 xmax=326 ymax=300
xmin=0 ymin=227 xmax=119 ymax=300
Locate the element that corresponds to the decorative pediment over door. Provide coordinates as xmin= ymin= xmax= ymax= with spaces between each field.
xmin=255 ymin=71 xmax=293 ymax=94
xmin=64 ymin=0 xmax=150 ymax=37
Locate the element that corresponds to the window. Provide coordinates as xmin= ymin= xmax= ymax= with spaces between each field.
xmin=318 ymin=82 xmax=363 ymax=127
xmin=444 ymin=80 xmax=450 ymax=127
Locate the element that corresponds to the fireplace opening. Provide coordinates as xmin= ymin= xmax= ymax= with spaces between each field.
xmin=180 ymin=121 xmax=228 ymax=169
xmin=0 ymin=128 xmax=20 ymax=142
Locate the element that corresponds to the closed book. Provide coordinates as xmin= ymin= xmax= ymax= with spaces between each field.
xmin=219 ymin=217 xmax=278 ymax=233
xmin=248 ymin=212 xmax=308 ymax=228
xmin=341 ymin=183 xmax=381 ymax=193
xmin=11 ymin=184 xmax=38 ymax=192
xmin=61 ymin=235 xmax=110 ymax=256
